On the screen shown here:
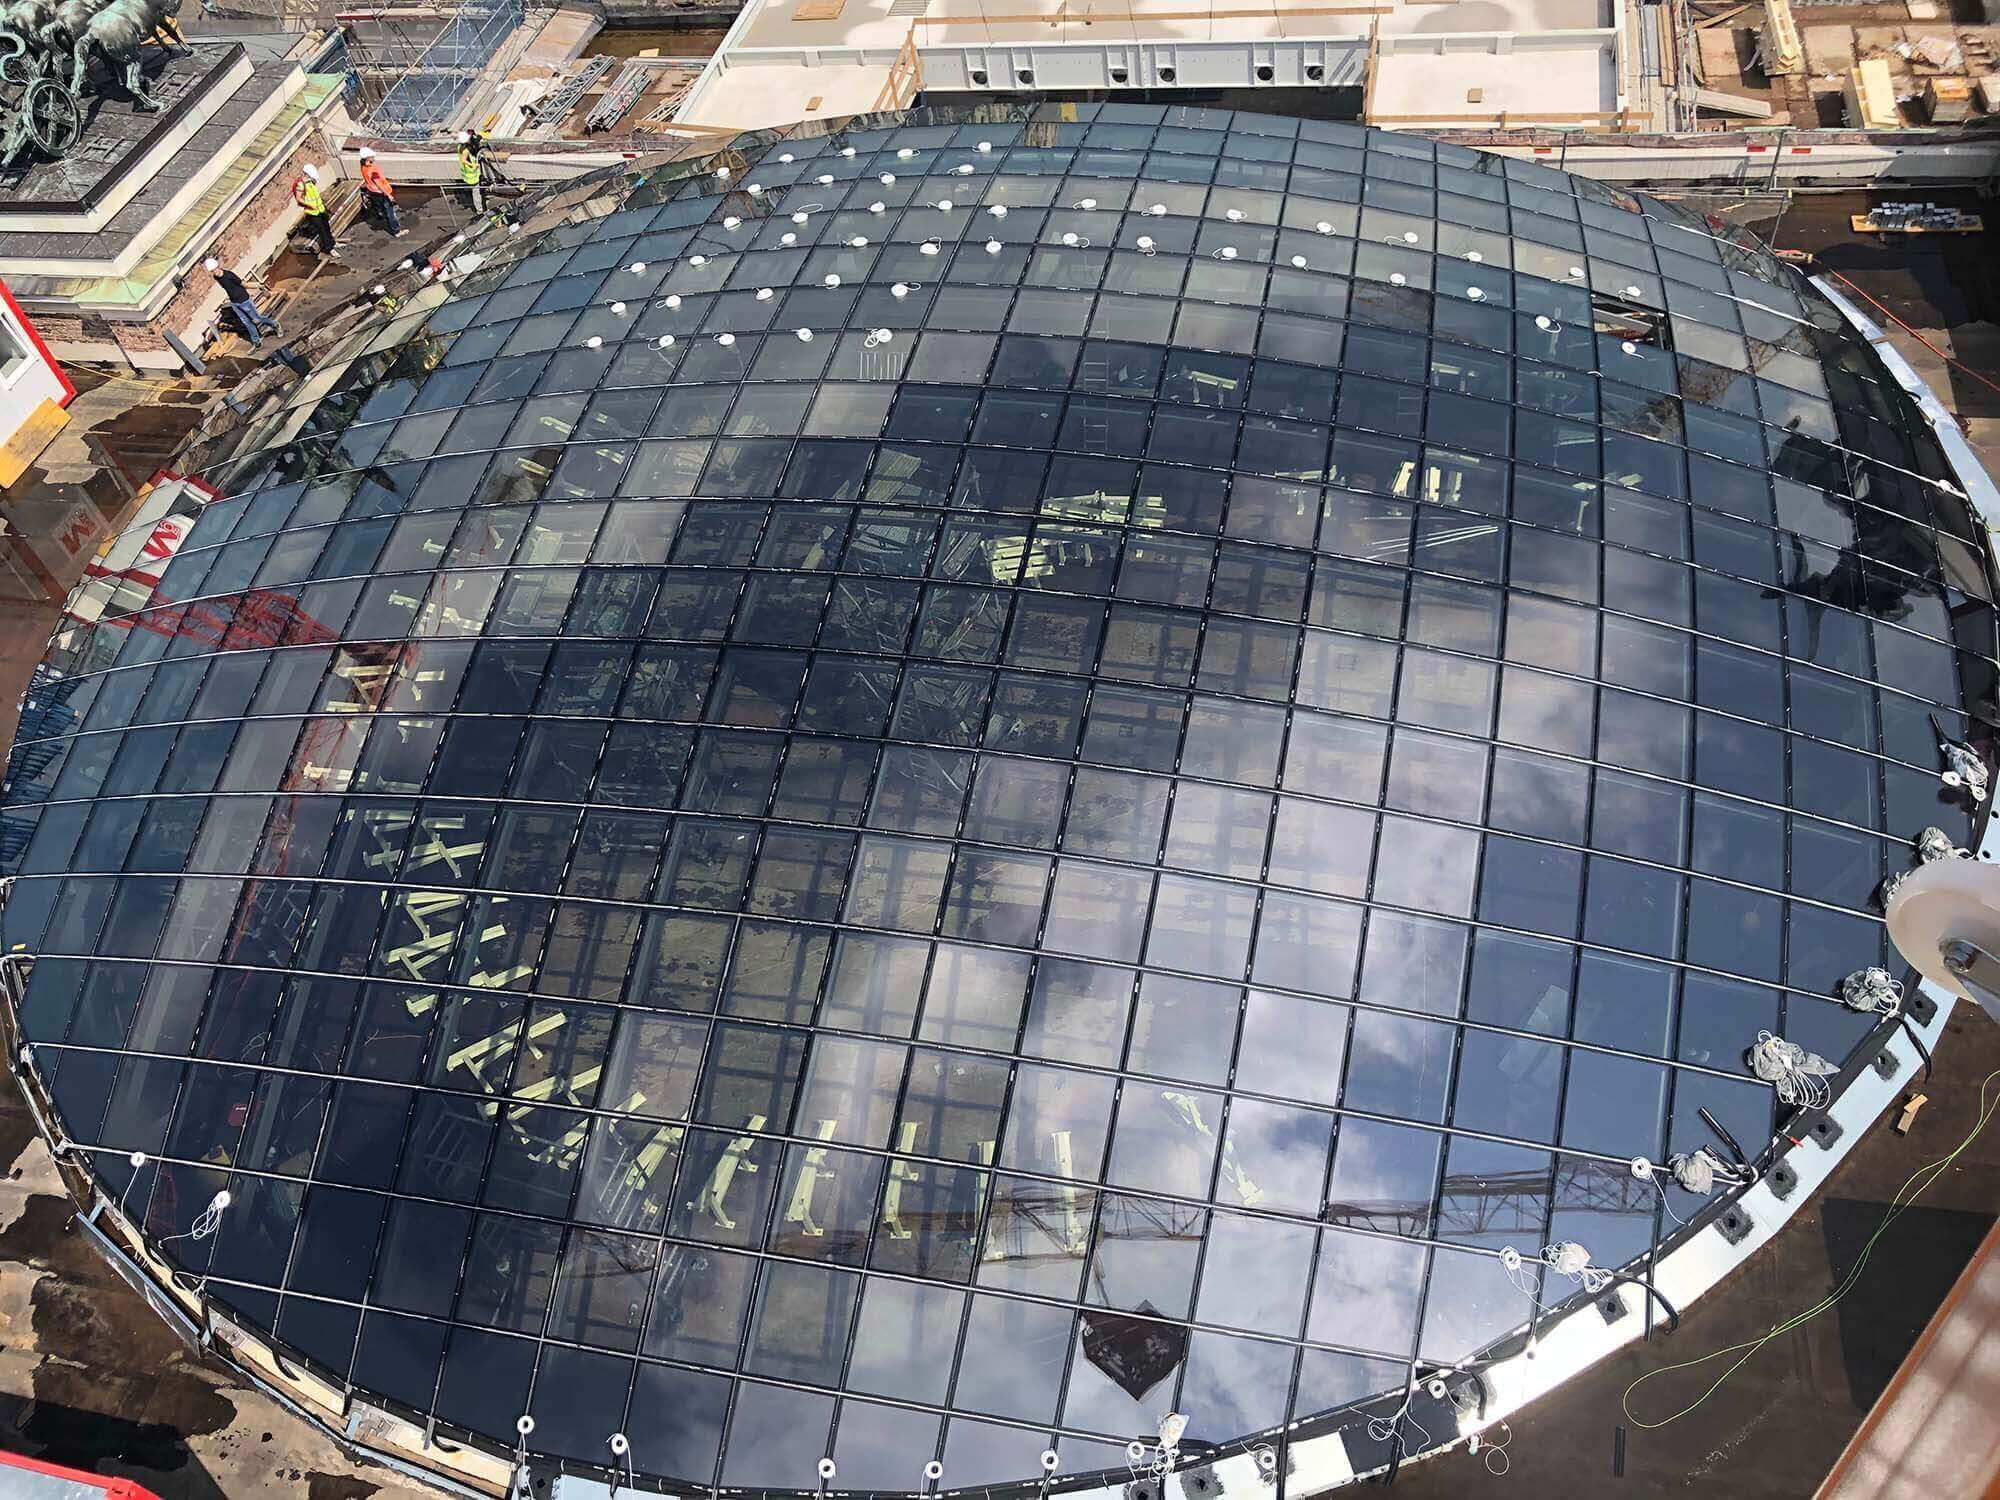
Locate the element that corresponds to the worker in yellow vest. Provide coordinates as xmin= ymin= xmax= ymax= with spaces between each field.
xmin=458 ymin=131 xmax=485 ymax=214
xmin=291 ymin=163 xmax=339 ymax=259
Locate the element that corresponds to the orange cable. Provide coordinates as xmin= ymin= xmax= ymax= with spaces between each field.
xmin=1817 ymin=265 xmax=2000 ymax=402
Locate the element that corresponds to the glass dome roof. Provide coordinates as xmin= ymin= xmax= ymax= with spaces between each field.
xmin=0 ymin=102 xmax=1993 ymax=1496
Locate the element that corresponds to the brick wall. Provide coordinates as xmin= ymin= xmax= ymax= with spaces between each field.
xmin=30 ymin=315 xmax=84 ymax=343
xmin=39 ymin=137 xmax=334 ymax=369
xmin=160 ymin=138 xmax=334 ymax=350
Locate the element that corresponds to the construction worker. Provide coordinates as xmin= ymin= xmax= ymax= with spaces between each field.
xmin=457 ymin=131 xmax=485 ymax=214
xmin=292 ymin=163 xmax=338 ymax=259
xmin=203 ymin=258 xmax=279 ymax=347
xmin=356 ymin=147 xmax=405 ymax=238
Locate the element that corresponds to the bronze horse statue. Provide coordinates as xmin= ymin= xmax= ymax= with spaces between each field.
xmin=0 ymin=0 xmax=64 ymax=83
xmin=57 ymin=0 xmax=185 ymax=110
xmin=0 ymin=0 xmax=181 ymax=164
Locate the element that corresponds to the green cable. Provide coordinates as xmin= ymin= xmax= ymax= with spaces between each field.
xmin=1623 ymin=1066 xmax=2000 ymax=1430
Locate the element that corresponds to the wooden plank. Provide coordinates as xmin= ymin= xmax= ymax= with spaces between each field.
xmin=1360 ymin=17 xmax=1380 ymax=124
xmin=791 ymin=0 xmax=845 ymax=18
xmin=1693 ymin=2 xmax=1748 ymax=25
xmin=1697 ymin=85 xmax=1775 ymax=117
xmin=1818 ymin=1216 xmax=2000 ymax=1499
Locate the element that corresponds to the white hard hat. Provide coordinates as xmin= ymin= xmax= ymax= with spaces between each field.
xmin=461 ymin=130 xmax=474 ymax=143
xmin=358 ymin=146 xmax=374 ymax=159
xmin=303 ymin=163 xmax=320 ymax=180
xmin=202 ymin=257 xmax=218 ymax=272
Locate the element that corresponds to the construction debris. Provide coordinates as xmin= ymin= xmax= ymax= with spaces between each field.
xmin=1697 ymin=85 xmax=1775 ymax=116
xmin=1896 ymin=1093 xmax=1929 ymax=1134
xmin=584 ymin=60 xmax=655 ymax=131
xmin=524 ymin=53 xmax=613 ymax=129
xmin=1851 ymin=201 xmax=1984 ymax=233
xmin=1924 ymin=76 xmax=1972 ymax=121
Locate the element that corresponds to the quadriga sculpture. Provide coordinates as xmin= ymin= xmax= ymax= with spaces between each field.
xmin=57 ymin=0 xmax=184 ymax=110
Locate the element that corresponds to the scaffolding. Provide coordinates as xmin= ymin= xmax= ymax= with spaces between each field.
xmin=360 ymin=0 xmax=524 ymax=139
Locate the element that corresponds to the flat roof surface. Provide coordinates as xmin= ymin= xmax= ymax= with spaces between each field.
xmin=1371 ymin=45 xmax=1619 ymax=122
xmin=728 ymin=0 xmax=1612 ymax=54
xmin=678 ymin=59 xmax=899 ymax=128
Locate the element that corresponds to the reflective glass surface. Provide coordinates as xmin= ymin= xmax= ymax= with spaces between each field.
xmin=3 ymin=102 xmax=1995 ymax=1494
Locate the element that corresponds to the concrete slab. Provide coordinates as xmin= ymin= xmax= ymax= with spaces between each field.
xmin=1695 ymin=25 xmax=1752 ymax=83
xmin=1803 ymin=22 xmax=1858 ymax=73
xmin=521 ymin=6 xmax=604 ymax=66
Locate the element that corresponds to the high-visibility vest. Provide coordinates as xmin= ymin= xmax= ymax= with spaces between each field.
xmin=294 ymin=178 xmax=325 ymax=215
xmin=458 ymin=147 xmax=481 ymax=186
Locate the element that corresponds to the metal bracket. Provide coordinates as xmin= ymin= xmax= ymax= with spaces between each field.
xmin=1768 ymin=1161 xmax=1798 ymax=1201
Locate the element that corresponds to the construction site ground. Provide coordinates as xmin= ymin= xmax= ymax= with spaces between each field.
xmin=1696 ymin=0 xmax=2000 ymax=127
xmin=0 ymin=187 xmax=1993 ymax=1497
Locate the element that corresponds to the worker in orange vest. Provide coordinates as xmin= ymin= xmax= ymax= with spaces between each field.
xmin=291 ymin=164 xmax=338 ymax=259
xmin=356 ymin=147 xmax=405 ymax=238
